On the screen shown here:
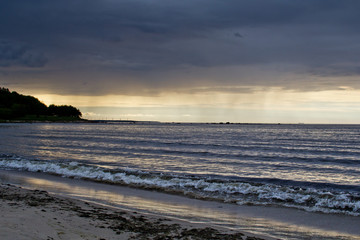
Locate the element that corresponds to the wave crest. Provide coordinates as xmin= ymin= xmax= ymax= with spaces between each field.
xmin=1 ymin=155 xmax=359 ymax=216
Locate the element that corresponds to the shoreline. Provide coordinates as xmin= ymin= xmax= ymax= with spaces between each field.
xmin=2 ymin=120 xmax=360 ymax=125
xmin=1 ymin=170 xmax=360 ymax=239
xmin=0 ymin=183 xmax=267 ymax=240
xmin=0 ymin=119 xmax=88 ymax=124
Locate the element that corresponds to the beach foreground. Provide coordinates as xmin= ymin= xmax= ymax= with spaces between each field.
xmin=0 ymin=183 xmax=266 ymax=240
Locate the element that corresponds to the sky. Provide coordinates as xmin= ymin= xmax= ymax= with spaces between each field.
xmin=1 ymin=0 xmax=360 ymax=123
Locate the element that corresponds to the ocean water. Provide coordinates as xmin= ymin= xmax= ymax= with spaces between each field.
xmin=1 ymin=122 xmax=360 ymax=217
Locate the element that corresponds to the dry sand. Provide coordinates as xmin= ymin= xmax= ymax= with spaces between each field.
xmin=0 ymin=183 xmax=266 ymax=240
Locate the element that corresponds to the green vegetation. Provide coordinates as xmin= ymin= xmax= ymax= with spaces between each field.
xmin=0 ymin=87 xmax=83 ymax=122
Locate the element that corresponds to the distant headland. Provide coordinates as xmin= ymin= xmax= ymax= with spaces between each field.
xmin=0 ymin=87 xmax=84 ymax=122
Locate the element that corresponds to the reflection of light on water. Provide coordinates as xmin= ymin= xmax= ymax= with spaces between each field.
xmin=1 ymin=170 xmax=359 ymax=240
xmin=3 ymin=123 xmax=360 ymax=189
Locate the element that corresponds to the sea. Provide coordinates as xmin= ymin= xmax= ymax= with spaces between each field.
xmin=1 ymin=122 xmax=360 ymax=239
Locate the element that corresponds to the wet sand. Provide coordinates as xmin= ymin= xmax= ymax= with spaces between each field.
xmin=1 ymin=170 xmax=360 ymax=239
xmin=0 ymin=183 xmax=267 ymax=240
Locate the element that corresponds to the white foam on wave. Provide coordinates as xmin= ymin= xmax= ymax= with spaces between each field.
xmin=1 ymin=156 xmax=359 ymax=216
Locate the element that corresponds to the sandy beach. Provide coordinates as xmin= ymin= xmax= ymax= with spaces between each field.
xmin=0 ymin=183 xmax=267 ymax=240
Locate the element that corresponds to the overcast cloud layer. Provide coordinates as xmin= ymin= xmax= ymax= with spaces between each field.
xmin=1 ymin=0 xmax=360 ymax=95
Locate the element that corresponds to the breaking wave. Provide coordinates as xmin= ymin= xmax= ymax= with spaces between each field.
xmin=1 ymin=154 xmax=360 ymax=216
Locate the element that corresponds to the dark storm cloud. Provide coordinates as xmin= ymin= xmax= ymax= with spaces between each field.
xmin=0 ymin=40 xmax=47 ymax=68
xmin=1 ymin=0 xmax=360 ymax=94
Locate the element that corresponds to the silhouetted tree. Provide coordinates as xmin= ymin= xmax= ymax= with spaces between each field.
xmin=0 ymin=87 xmax=82 ymax=120
xmin=48 ymin=104 xmax=82 ymax=118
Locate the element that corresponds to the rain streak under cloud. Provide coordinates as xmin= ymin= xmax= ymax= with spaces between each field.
xmin=1 ymin=0 xmax=360 ymax=122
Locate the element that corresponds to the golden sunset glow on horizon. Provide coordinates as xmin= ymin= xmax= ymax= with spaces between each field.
xmin=27 ymin=86 xmax=360 ymax=123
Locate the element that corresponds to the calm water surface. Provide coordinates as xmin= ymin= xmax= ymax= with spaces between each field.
xmin=1 ymin=123 xmax=360 ymax=216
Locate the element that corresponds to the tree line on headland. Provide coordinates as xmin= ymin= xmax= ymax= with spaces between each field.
xmin=0 ymin=87 xmax=82 ymax=121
